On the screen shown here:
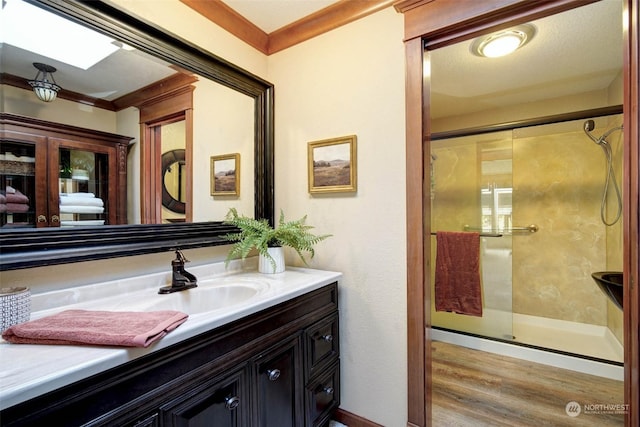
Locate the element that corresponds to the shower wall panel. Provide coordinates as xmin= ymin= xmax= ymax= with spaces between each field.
xmin=512 ymin=121 xmax=609 ymax=325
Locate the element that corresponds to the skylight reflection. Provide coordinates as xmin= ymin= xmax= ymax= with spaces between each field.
xmin=0 ymin=0 xmax=119 ymax=70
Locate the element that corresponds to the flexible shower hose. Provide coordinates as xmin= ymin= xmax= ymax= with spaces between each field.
xmin=599 ymin=141 xmax=622 ymax=226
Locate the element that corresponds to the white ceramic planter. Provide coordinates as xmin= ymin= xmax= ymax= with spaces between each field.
xmin=258 ymin=247 xmax=285 ymax=274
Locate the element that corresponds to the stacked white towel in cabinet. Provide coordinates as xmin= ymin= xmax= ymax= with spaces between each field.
xmin=59 ymin=193 xmax=105 ymax=226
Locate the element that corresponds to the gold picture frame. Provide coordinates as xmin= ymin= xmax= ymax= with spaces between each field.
xmin=210 ymin=153 xmax=240 ymax=196
xmin=308 ymin=135 xmax=357 ymax=194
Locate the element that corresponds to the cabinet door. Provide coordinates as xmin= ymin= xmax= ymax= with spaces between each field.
xmin=49 ymin=137 xmax=117 ymax=227
xmin=160 ymin=367 xmax=248 ymax=427
xmin=0 ymin=131 xmax=48 ymax=228
xmin=304 ymin=313 xmax=339 ymax=380
xmin=254 ymin=337 xmax=303 ymax=427
xmin=306 ymin=360 xmax=340 ymax=427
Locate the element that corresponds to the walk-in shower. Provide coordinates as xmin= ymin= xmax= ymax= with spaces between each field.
xmin=429 ymin=113 xmax=624 ymax=379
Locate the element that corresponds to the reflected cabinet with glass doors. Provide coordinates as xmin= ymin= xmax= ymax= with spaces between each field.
xmin=0 ymin=114 xmax=132 ymax=228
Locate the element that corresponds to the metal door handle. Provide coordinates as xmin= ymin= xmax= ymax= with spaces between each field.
xmin=267 ymin=369 xmax=281 ymax=381
xmin=225 ymin=396 xmax=240 ymax=410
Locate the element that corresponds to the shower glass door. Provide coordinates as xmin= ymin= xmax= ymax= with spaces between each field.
xmin=430 ymin=131 xmax=514 ymax=340
xmin=430 ymin=115 xmax=624 ymax=361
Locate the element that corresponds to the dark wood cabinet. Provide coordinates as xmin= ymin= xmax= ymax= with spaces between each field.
xmin=0 ymin=282 xmax=340 ymax=427
xmin=254 ymin=337 xmax=303 ymax=427
xmin=0 ymin=113 xmax=132 ymax=228
xmin=160 ymin=366 xmax=249 ymax=427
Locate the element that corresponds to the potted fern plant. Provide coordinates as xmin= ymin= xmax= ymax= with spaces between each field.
xmin=223 ymin=208 xmax=331 ymax=273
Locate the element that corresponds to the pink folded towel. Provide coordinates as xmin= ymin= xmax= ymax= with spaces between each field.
xmin=435 ymin=231 xmax=483 ymax=317
xmin=2 ymin=202 xmax=29 ymax=213
xmin=2 ymin=309 xmax=188 ymax=347
xmin=5 ymin=191 xmax=29 ymax=204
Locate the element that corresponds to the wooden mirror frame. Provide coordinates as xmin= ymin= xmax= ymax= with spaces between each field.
xmin=0 ymin=0 xmax=274 ymax=271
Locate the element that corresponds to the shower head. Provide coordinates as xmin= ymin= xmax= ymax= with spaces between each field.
xmin=583 ymin=120 xmax=600 ymax=144
xmin=584 ymin=120 xmax=595 ymax=132
xmin=583 ymin=120 xmax=623 ymax=146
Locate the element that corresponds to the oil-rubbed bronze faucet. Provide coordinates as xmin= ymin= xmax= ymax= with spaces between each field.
xmin=158 ymin=249 xmax=198 ymax=294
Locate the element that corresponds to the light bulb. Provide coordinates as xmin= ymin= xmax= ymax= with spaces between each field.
xmin=481 ymin=34 xmax=523 ymax=58
xmin=470 ymin=25 xmax=536 ymax=59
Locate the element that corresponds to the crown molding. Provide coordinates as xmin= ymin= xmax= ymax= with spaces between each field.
xmin=112 ymin=73 xmax=198 ymax=111
xmin=268 ymin=0 xmax=395 ymax=54
xmin=393 ymin=0 xmax=435 ymax=13
xmin=179 ymin=0 xmax=269 ymax=53
xmin=181 ymin=0 xmax=394 ymax=55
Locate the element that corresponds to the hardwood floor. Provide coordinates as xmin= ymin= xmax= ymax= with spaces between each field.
xmin=432 ymin=341 xmax=625 ymax=426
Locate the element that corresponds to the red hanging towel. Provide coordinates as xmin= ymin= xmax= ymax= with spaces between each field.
xmin=435 ymin=231 xmax=483 ymax=317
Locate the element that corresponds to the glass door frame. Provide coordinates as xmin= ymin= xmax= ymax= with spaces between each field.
xmin=397 ymin=0 xmax=639 ymax=426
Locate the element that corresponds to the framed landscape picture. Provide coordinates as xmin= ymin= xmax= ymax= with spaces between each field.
xmin=308 ymin=135 xmax=357 ymax=194
xmin=210 ymin=153 xmax=240 ymax=196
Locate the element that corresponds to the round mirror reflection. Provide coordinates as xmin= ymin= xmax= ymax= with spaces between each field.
xmin=162 ymin=149 xmax=186 ymax=214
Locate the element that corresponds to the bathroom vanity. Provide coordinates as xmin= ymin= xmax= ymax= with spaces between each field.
xmin=0 ymin=265 xmax=341 ymax=426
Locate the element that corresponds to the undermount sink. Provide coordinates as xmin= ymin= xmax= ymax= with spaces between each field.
xmin=591 ymin=272 xmax=623 ymax=310
xmin=140 ymin=279 xmax=270 ymax=315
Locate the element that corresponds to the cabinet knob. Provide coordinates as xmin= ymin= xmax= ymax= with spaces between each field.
xmin=266 ymin=369 xmax=281 ymax=381
xmin=37 ymin=215 xmax=47 ymax=223
xmin=320 ymin=334 xmax=333 ymax=342
xmin=51 ymin=215 xmax=60 ymax=223
xmin=323 ymin=386 xmax=334 ymax=395
xmin=224 ymin=396 xmax=240 ymax=411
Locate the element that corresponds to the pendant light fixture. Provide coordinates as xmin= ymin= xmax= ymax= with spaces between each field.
xmin=28 ymin=62 xmax=61 ymax=102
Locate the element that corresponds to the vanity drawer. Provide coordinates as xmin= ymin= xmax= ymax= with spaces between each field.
xmin=305 ymin=360 xmax=340 ymax=427
xmin=304 ymin=313 xmax=339 ymax=378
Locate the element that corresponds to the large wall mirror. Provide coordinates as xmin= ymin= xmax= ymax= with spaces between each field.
xmin=0 ymin=0 xmax=274 ymax=270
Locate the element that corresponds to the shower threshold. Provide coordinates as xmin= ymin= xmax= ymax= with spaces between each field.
xmin=431 ymin=327 xmax=623 ymax=381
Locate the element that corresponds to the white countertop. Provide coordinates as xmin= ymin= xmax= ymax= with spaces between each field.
xmin=0 ymin=262 xmax=341 ymax=410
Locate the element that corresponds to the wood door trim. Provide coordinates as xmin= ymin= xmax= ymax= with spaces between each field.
xmin=138 ymin=81 xmax=194 ymax=224
xmin=623 ymin=0 xmax=639 ymax=424
xmin=113 ymin=73 xmax=198 ymax=112
xmin=399 ymin=1 xmax=639 ymax=426
xmin=404 ymin=36 xmax=428 ymax=427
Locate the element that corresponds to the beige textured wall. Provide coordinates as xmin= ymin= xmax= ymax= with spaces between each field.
xmin=268 ymin=8 xmax=407 ymax=426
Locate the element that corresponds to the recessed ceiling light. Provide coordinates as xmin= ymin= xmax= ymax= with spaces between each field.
xmin=471 ymin=24 xmax=536 ymax=58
